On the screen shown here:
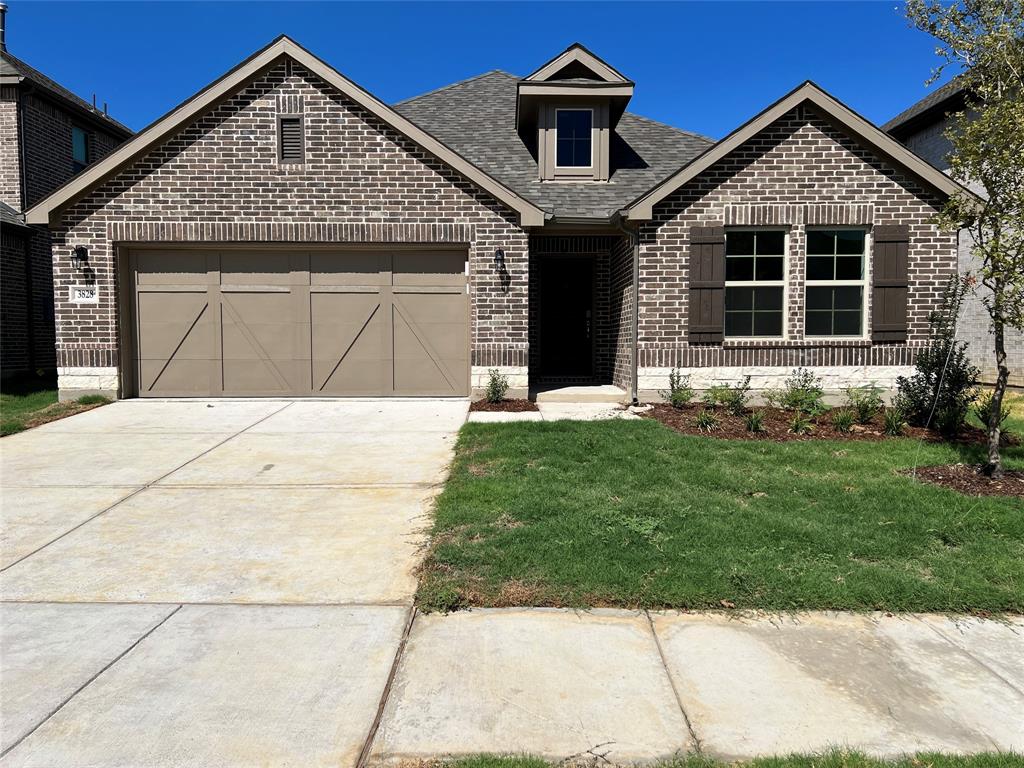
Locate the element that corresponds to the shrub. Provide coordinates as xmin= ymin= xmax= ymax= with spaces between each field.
xmin=845 ymin=384 xmax=883 ymax=424
xmin=702 ymin=376 xmax=751 ymax=416
xmin=766 ymin=368 xmax=826 ymax=415
xmin=788 ymin=412 xmax=813 ymax=435
xmin=744 ymin=410 xmax=765 ymax=433
xmin=974 ymin=391 xmax=1010 ymax=430
xmin=695 ymin=409 xmax=720 ymax=433
xmin=883 ymin=408 xmax=906 ymax=437
xmin=485 ymin=368 xmax=509 ymax=404
xmin=832 ymin=409 xmax=856 ymax=433
xmin=661 ymin=368 xmax=694 ymax=409
xmin=894 ymin=276 xmax=979 ymax=436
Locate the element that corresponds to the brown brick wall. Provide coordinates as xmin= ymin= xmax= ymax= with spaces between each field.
xmin=638 ymin=106 xmax=957 ymax=369
xmin=0 ymin=86 xmax=21 ymax=208
xmin=51 ymin=60 xmax=528 ymax=378
xmin=609 ymin=235 xmax=634 ymax=391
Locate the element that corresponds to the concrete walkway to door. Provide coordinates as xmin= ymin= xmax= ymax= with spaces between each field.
xmin=0 ymin=398 xmax=467 ymax=767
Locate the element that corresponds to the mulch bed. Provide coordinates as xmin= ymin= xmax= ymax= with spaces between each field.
xmin=903 ymin=464 xmax=1024 ymax=497
xmin=644 ymin=402 xmax=1007 ymax=445
xmin=469 ymin=398 xmax=539 ymax=412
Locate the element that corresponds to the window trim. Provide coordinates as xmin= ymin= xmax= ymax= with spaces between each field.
xmin=277 ymin=114 xmax=305 ymax=165
xmin=803 ymin=227 xmax=871 ymax=340
xmin=553 ymin=107 xmax=595 ymax=170
xmin=71 ymin=125 xmax=89 ymax=173
xmin=723 ymin=227 xmax=789 ymax=341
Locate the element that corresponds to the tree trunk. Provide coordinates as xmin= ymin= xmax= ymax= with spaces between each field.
xmin=984 ymin=314 xmax=1008 ymax=479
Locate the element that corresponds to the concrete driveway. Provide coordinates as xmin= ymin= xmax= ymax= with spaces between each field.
xmin=0 ymin=398 xmax=467 ymax=766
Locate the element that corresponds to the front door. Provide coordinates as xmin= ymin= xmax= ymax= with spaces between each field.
xmin=540 ymin=257 xmax=593 ymax=377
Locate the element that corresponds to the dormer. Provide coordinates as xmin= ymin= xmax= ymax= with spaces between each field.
xmin=517 ymin=44 xmax=634 ymax=182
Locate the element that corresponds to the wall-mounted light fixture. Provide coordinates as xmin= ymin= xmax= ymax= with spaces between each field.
xmin=70 ymin=245 xmax=88 ymax=270
xmin=494 ymin=248 xmax=505 ymax=270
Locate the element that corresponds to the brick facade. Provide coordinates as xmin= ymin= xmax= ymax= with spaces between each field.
xmin=635 ymin=106 xmax=957 ymax=395
xmin=1 ymin=80 xmax=125 ymax=377
xmin=902 ymin=116 xmax=1023 ymax=386
xmin=51 ymin=61 xmax=528 ymax=395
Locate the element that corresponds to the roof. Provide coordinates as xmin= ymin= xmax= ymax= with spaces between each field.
xmin=624 ymin=81 xmax=979 ymax=221
xmin=0 ymin=50 xmax=133 ymax=137
xmin=26 ymin=36 xmax=545 ymax=228
xmin=0 ymin=201 xmax=31 ymax=233
xmin=396 ymin=70 xmax=713 ymax=219
xmin=883 ymin=78 xmax=967 ymax=139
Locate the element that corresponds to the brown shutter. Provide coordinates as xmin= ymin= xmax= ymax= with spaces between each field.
xmin=688 ymin=226 xmax=726 ymax=344
xmin=872 ymin=225 xmax=909 ymax=342
xmin=278 ymin=116 xmax=304 ymax=163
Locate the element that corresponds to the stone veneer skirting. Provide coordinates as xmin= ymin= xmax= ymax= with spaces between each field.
xmin=638 ymin=365 xmax=916 ymax=396
xmin=57 ymin=366 xmax=120 ymax=400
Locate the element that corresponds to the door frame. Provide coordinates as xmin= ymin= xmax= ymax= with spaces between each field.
xmin=116 ymin=242 xmax=470 ymax=398
xmin=537 ymin=253 xmax=596 ymax=379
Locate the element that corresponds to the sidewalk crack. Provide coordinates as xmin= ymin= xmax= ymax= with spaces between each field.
xmin=645 ymin=610 xmax=703 ymax=755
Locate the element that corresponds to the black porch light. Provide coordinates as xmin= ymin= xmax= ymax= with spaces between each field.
xmin=70 ymin=245 xmax=88 ymax=270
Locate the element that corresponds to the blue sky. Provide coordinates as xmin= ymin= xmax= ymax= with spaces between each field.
xmin=7 ymin=1 xmax=955 ymax=138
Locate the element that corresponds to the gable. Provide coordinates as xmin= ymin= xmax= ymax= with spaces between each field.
xmin=26 ymin=37 xmax=545 ymax=227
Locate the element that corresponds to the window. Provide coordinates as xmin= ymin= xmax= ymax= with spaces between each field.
xmin=278 ymin=116 xmax=304 ymax=164
xmin=71 ymin=126 xmax=89 ymax=173
xmin=804 ymin=229 xmax=867 ymax=337
xmin=724 ymin=230 xmax=786 ymax=338
xmin=555 ymin=109 xmax=592 ymax=168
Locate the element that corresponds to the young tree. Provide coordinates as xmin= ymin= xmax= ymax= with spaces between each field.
xmin=906 ymin=0 xmax=1024 ymax=477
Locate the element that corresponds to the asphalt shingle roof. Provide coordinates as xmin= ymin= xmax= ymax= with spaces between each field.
xmin=394 ymin=70 xmax=713 ymax=219
xmin=883 ymin=78 xmax=966 ymax=135
xmin=1 ymin=50 xmax=133 ymax=136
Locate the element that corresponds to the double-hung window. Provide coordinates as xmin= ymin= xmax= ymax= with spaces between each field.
xmin=555 ymin=109 xmax=593 ymax=168
xmin=724 ymin=230 xmax=786 ymax=338
xmin=805 ymin=229 xmax=867 ymax=337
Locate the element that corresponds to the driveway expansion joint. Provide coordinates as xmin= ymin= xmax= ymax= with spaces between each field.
xmin=645 ymin=610 xmax=704 ymax=755
xmin=913 ymin=614 xmax=1024 ymax=698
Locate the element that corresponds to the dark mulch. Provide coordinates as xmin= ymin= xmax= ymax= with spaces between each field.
xmin=904 ymin=464 xmax=1024 ymax=497
xmin=645 ymin=403 xmax=1006 ymax=445
xmin=469 ymin=398 xmax=539 ymax=412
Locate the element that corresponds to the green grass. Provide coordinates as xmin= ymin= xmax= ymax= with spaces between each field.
xmin=439 ymin=752 xmax=1022 ymax=768
xmin=418 ymin=403 xmax=1024 ymax=613
xmin=0 ymin=372 xmax=109 ymax=436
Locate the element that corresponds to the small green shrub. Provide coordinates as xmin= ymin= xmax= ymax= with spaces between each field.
xmin=701 ymin=376 xmax=751 ymax=416
xmin=845 ymin=384 xmax=884 ymax=424
xmin=883 ymin=408 xmax=906 ymax=436
xmin=744 ymin=409 xmax=765 ymax=433
xmin=661 ymin=368 xmax=694 ymax=409
xmin=695 ymin=409 xmax=720 ymax=433
xmin=77 ymin=394 xmax=111 ymax=406
xmin=974 ymin=391 xmax=1010 ymax=430
xmin=789 ymin=412 xmax=813 ymax=435
xmin=766 ymin=368 xmax=826 ymax=415
xmin=485 ymin=368 xmax=509 ymax=404
xmin=832 ymin=409 xmax=856 ymax=433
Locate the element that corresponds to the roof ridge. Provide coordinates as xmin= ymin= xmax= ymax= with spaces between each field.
xmin=621 ymin=110 xmax=714 ymax=144
xmin=394 ymin=69 xmax=518 ymax=106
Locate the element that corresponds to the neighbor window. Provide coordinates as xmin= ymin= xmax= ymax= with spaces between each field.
xmin=71 ymin=126 xmax=89 ymax=173
xmin=555 ymin=109 xmax=593 ymax=168
xmin=724 ymin=230 xmax=786 ymax=338
xmin=804 ymin=229 xmax=867 ymax=337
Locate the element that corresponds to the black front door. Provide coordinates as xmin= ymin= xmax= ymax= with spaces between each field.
xmin=540 ymin=257 xmax=593 ymax=376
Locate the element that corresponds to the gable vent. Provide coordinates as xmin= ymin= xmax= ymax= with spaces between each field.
xmin=278 ymin=116 xmax=304 ymax=164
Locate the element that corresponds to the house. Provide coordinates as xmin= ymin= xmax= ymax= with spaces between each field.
xmin=884 ymin=81 xmax=1023 ymax=387
xmin=24 ymin=36 xmax=971 ymax=402
xmin=0 ymin=2 xmax=132 ymax=380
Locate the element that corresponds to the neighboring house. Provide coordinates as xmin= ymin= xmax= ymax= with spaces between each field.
xmin=26 ymin=37 xmax=972 ymax=402
xmin=0 ymin=3 xmax=132 ymax=379
xmin=884 ymin=81 xmax=1023 ymax=386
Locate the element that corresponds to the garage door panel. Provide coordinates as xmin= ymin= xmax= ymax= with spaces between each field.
xmin=131 ymin=248 xmax=468 ymax=397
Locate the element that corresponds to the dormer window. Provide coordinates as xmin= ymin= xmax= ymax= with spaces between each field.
xmin=556 ymin=109 xmax=593 ymax=168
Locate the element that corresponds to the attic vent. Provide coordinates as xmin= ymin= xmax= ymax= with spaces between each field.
xmin=278 ymin=116 xmax=304 ymax=164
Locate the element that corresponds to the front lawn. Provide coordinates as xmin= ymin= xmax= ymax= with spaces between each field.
xmin=439 ymin=753 xmax=1021 ymax=768
xmin=1 ymin=373 xmax=109 ymax=436
xmin=418 ymin=408 xmax=1024 ymax=613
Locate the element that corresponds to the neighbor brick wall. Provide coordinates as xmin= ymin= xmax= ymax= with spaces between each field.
xmin=50 ymin=59 xmax=529 ymax=381
xmin=0 ymin=86 xmax=21 ymax=208
xmin=900 ymin=114 xmax=1023 ymax=385
xmin=638 ymin=106 xmax=958 ymax=372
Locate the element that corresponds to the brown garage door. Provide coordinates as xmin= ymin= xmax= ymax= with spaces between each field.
xmin=128 ymin=248 xmax=469 ymax=397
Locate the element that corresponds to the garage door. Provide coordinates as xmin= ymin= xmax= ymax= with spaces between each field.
xmin=128 ymin=248 xmax=469 ymax=397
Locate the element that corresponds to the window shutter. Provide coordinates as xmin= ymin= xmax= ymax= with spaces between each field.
xmin=688 ymin=226 xmax=726 ymax=344
xmin=871 ymin=225 xmax=909 ymax=342
xmin=278 ymin=116 xmax=304 ymax=163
